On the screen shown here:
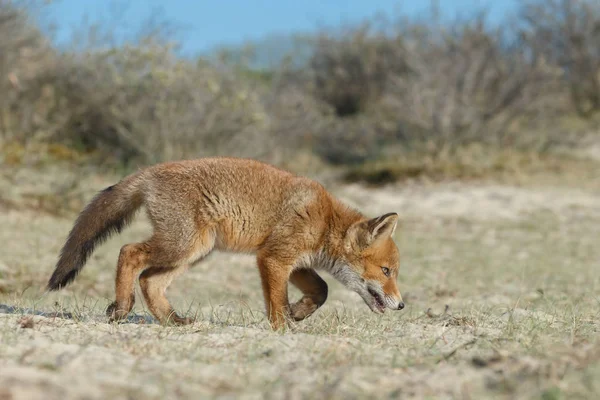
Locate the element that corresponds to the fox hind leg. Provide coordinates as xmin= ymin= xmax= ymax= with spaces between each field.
xmin=106 ymin=242 xmax=150 ymax=322
xmin=139 ymin=265 xmax=193 ymax=325
xmin=138 ymin=231 xmax=215 ymax=325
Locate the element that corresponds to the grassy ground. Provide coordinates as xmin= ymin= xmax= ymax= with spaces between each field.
xmin=0 ymin=161 xmax=599 ymax=399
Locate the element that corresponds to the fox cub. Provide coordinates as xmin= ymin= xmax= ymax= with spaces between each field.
xmin=48 ymin=157 xmax=404 ymax=329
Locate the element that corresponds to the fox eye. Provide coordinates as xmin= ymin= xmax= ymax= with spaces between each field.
xmin=381 ymin=267 xmax=390 ymax=277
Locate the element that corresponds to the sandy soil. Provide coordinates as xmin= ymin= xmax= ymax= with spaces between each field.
xmin=0 ymin=165 xmax=599 ymax=399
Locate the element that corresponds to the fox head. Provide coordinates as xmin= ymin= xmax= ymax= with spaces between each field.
xmin=333 ymin=212 xmax=404 ymax=314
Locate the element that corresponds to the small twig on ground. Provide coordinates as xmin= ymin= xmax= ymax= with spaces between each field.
xmin=437 ymin=337 xmax=479 ymax=364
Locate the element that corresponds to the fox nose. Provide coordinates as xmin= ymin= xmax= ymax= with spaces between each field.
xmin=398 ymin=302 xmax=405 ymax=310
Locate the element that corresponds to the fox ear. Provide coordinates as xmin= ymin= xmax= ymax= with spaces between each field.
xmin=367 ymin=212 xmax=398 ymax=243
xmin=347 ymin=212 xmax=399 ymax=249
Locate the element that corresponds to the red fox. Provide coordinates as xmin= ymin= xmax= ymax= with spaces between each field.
xmin=47 ymin=157 xmax=404 ymax=329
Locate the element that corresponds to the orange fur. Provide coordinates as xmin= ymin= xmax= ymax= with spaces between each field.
xmin=48 ymin=157 xmax=404 ymax=329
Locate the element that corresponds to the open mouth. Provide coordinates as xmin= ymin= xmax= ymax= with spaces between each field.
xmin=368 ymin=288 xmax=386 ymax=313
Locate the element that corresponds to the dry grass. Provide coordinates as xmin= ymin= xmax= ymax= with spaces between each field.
xmin=0 ymin=162 xmax=599 ymax=399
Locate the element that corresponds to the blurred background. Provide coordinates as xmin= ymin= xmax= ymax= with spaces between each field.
xmin=1 ymin=0 xmax=599 ymax=184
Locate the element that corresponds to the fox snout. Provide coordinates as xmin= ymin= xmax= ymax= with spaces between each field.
xmin=385 ymin=294 xmax=405 ymax=312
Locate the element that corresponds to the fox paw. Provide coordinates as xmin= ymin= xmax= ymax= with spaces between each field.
xmin=106 ymin=301 xmax=131 ymax=323
xmin=290 ymin=298 xmax=319 ymax=321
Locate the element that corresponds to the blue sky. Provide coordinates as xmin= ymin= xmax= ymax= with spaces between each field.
xmin=44 ymin=0 xmax=519 ymax=56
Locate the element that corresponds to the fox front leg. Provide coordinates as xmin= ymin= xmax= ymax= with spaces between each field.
xmin=256 ymin=255 xmax=294 ymax=330
xmin=288 ymin=268 xmax=328 ymax=321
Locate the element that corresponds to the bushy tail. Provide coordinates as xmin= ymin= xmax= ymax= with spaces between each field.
xmin=47 ymin=173 xmax=145 ymax=291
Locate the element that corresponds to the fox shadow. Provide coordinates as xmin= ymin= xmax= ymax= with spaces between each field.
xmin=0 ymin=303 xmax=157 ymax=325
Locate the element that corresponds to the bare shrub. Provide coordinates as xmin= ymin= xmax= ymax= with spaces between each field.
xmin=303 ymin=13 xmax=555 ymax=165
xmin=263 ymin=81 xmax=333 ymax=163
xmin=383 ymin=14 xmax=551 ymax=152
xmin=0 ymin=0 xmax=53 ymax=140
xmin=309 ymin=23 xmax=409 ymax=117
xmin=2 ymin=3 xmax=277 ymax=166
xmin=521 ymin=0 xmax=600 ymax=118
xmin=15 ymin=43 xmax=274 ymax=165
xmin=1 ymin=1 xmax=596 ymax=179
